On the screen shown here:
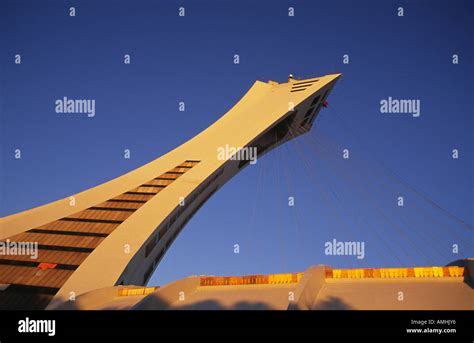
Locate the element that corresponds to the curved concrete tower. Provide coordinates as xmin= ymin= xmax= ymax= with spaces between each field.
xmin=0 ymin=73 xmax=341 ymax=309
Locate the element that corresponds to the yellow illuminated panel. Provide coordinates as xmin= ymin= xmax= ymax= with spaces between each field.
xmin=326 ymin=266 xmax=465 ymax=279
xmin=118 ymin=287 xmax=157 ymax=297
xmin=200 ymin=272 xmax=303 ymax=286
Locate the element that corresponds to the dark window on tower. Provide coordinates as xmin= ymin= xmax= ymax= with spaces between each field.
xmin=160 ymin=225 xmax=169 ymax=239
xmin=154 ymin=250 xmax=164 ymax=265
xmin=238 ymin=111 xmax=298 ymax=170
xmin=143 ymin=264 xmax=154 ymax=284
xmin=300 ymin=117 xmax=310 ymax=127
xmin=311 ymin=95 xmax=321 ymax=106
xmin=304 ymin=107 xmax=314 ymax=118
xmin=145 ymin=235 xmax=158 ymax=258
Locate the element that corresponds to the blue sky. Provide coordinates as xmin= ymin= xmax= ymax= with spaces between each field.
xmin=1 ymin=0 xmax=472 ymax=286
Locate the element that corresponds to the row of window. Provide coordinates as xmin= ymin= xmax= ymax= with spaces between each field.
xmin=300 ymin=90 xmax=329 ymax=127
xmin=238 ymin=111 xmax=298 ymax=169
xmin=117 ymin=161 xmax=200 ymax=286
xmin=145 ymin=167 xmax=225 ymax=259
xmin=141 ymin=169 xmax=224 ymax=283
